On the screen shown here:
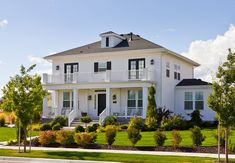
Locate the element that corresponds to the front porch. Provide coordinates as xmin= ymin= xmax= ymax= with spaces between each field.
xmin=42 ymin=86 xmax=149 ymax=126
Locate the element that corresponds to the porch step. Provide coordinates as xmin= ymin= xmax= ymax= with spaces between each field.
xmin=70 ymin=119 xmax=99 ymax=127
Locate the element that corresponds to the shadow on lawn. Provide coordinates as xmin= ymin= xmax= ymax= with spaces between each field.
xmin=44 ymin=151 xmax=102 ymax=160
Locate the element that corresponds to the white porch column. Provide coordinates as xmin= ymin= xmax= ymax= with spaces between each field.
xmin=42 ymin=97 xmax=48 ymax=118
xmin=106 ymin=88 xmax=111 ymax=116
xmin=52 ymin=90 xmax=59 ymax=115
xmin=142 ymin=86 xmax=148 ymax=118
xmin=73 ymin=89 xmax=79 ymax=116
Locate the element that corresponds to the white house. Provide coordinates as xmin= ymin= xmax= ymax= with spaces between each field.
xmin=42 ymin=31 xmax=215 ymax=126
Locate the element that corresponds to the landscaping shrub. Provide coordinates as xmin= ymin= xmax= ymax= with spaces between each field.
xmin=74 ymin=132 xmax=97 ymax=146
xmin=127 ymin=127 xmax=142 ymax=146
xmin=86 ymin=125 xmax=96 ymax=132
xmin=56 ymin=130 xmax=75 ymax=146
xmin=38 ymin=131 xmax=56 ymax=146
xmin=31 ymin=137 xmax=40 ymax=146
xmin=105 ymin=125 xmax=117 ymax=146
xmin=0 ymin=114 xmax=6 ymax=127
xmin=40 ymin=123 xmax=52 ymax=131
xmin=154 ymin=130 xmax=167 ymax=146
xmin=92 ymin=123 xmax=100 ymax=131
xmin=96 ymin=126 xmax=106 ymax=133
xmin=75 ymin=125 xmax=85 ymax=133
xmin=104 ymin=116 xmax=117 ymax=126
xmin=128 ymin=117 xmax=143 ymax=131
xmin=189 ymin=110 xmax=202 ymax=127
xmin=52 ymin=122 xmax=61 ymax=131
xmin=190 ymin=126 xmax=206 ymax=146
xmin=120 ymin=124 xmax=128 ymax=130
xmin=161 ymin=115 xmax=186 ymax=131
xmin=32 ymin=123 xmax=41 ymax=131
xmin=172 ymin=130 xmax=182 ymax=149
xmin=80 ymin=116 xmax=92 ymax=127
xmin=51 ymin=116 xmax=68 ymax=127
xmin=155 ymin=107 xmax=172 ymax=128
xmin=229 ymin=140 xmax=235 ymax=152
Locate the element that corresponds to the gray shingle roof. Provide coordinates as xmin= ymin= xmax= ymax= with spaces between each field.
xmin=44 ymin=33 xmax=163 ymax=58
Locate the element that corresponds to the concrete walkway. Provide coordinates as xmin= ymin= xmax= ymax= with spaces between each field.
xmin=0 ymin=145 xmax=235 ymax=159
xmin=0 ymin=156 xmax=119 ymax=163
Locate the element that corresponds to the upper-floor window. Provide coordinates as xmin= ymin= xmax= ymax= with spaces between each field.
xmin=106 ymin=37 xmax=109 ymax=47
xmin=174 ymin=64 xmax=181 ymax=80
xmin=166 ymin=62 xmax=170 ymax=78
xmin=195 ymin=91 xmax=204 ymax=110
xmin=64 ymin=63 xmax=79 ymax=74
xmin=128 ymin=58 xmax=145 ymax=80
xmin=184 ymin=92 xmax=193 ymax=110
xmin=94 ymin=61 xmax=111 ymax=72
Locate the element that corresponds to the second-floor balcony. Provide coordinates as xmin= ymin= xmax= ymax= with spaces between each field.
xmin=42 ymin=69 xmax=155 ymax=84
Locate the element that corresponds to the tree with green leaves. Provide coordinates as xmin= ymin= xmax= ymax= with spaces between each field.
xmin=145 ymin=85 xmax=157 ymax=129
xmin=0 ymin=65 xmax=47 ymax=152
xmin=208 ymin=49 xmax=235 ymax=162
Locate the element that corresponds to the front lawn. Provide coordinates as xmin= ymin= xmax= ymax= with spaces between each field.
xmin=96 ymin=129 xmax=235 ymax=147
xmin=0 ymin=149 xmax=217 ymax=163
xmin=0 ymin=127 xmax=40 ymax=142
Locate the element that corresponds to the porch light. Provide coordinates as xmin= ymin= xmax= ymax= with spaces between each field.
xmin=88 ymin=95 xmax=92 ymax=100
xmin=150 ymin=59 xmax=154 ymax=65
xmin=112 ymin=95 xmax=116 ymax=100
xmin=56 ymin=65 xmax=60 ymax=70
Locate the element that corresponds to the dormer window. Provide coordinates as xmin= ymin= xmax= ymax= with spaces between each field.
xmin=106 ymin=37 xmax=109 ymax=47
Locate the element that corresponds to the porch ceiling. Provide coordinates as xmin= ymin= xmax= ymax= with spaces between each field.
xmin=43 ymin=81 xmax=155 ymax=90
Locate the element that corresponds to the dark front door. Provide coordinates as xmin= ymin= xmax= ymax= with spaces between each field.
xmin=98 ymin=94 xmax=106 ymax=116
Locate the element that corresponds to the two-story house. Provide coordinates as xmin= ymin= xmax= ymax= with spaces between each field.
xmin=42 ymin=31 xmax=215 ymax=126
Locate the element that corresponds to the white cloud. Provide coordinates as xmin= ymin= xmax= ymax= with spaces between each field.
xmin=27 ymin=55 xmax=52 ymax=74
xmin=0 ymin=19 xmax=8 ymax=28
xmin=181 ymin=24 xmax=235 ymax=82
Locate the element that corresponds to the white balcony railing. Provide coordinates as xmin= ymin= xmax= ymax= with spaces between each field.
xmin=43 ymin=69 xmax=155 ymax=84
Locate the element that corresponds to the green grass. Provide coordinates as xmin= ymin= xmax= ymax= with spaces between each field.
xmin=0 ymin=127 xmax=40 ymax=142
xmin=0 ymin=149 xmax=218 ymax=163
xmin=97 ymin=129 xmax=235 ymax=147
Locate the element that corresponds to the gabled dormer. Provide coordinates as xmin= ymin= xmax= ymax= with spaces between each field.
xmin=100 ymin=31 xmax=125 ymax=48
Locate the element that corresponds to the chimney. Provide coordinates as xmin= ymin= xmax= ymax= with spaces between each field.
xmin=130 ymin=32 xmax=133 ymax=41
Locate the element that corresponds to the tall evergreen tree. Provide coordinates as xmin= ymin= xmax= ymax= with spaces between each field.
xmin=208 ymin=49 xmax=235 ymax=162
xmin=145 ymin=85 xmax=157 ymax=129
xmin=1 ymin=65 xmax=47 ymax=152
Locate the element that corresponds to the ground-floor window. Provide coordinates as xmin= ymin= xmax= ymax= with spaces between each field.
xmin=63 ymin=91 xmax=73 ymax=108
xmin=184 ymin=91 xmax=204 ymax=110
xmin=184 ymin=92 xmax=193 ymax=110
xmin=127 ymin=89 xmax=143 ymax=116
xmin=195 ymin=91 xmax=204 ymax=110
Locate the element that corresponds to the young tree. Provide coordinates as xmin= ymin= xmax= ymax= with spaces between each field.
xmin=0 ymin=65 xmax=47 ymax=152
xmin=208 ymin=49 xmax=235 ymax=162
xmin=145 ymin=85 xmax=157 ymax=129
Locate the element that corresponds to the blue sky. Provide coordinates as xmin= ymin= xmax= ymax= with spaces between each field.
xmin=1 ymin=0 xmax=235 ymax=97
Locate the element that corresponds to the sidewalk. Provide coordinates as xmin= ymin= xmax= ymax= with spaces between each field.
xmin=0 ymin=156 xmax=119 ymax=163
xmin=0 ymin=145 xmax=235 ymax=159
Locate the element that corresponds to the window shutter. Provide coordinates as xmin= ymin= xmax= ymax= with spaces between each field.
xmin=107 ymin=61 xmax=111 ymax=70
xmin=94 ymin=62 xmax=98 ymax=72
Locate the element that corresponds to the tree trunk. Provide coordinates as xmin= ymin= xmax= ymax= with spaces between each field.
xmin=225 ymin=127 xmax=229 ymax=163
xmin=218 ymin=123 xmax=220 ymax=162
xmin=23 ymin=126 xmax=27 ymax=153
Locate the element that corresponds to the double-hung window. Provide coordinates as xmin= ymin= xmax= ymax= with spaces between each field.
xmin=63 ymin=92 xmax=70 ymax=108
xmin=94 ymin=61 xmax=111 ymax=72
xmin=174 ymin=64 xmax=181 ymax=80
xmin=195 ymin=91 xmax=204 ymax=110
xmin=184 ymin=92 xmax=193 ymax=110
xmin=127 ymin=90 xmax=143 ymax=116
xmin=166 ymin=62 xmax=170 ymax=78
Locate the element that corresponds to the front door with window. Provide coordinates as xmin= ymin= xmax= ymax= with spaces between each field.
xmin=128 ymin=58 xmax=145 ymax=80
xmin=98 ymin=94 xmax=106 ymax=116
xmin=64 ymin=63 xmax=78 ymax=83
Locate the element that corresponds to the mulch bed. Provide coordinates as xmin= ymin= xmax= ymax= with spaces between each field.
xmin=9 ymin=141 xmax=235 ymax=154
